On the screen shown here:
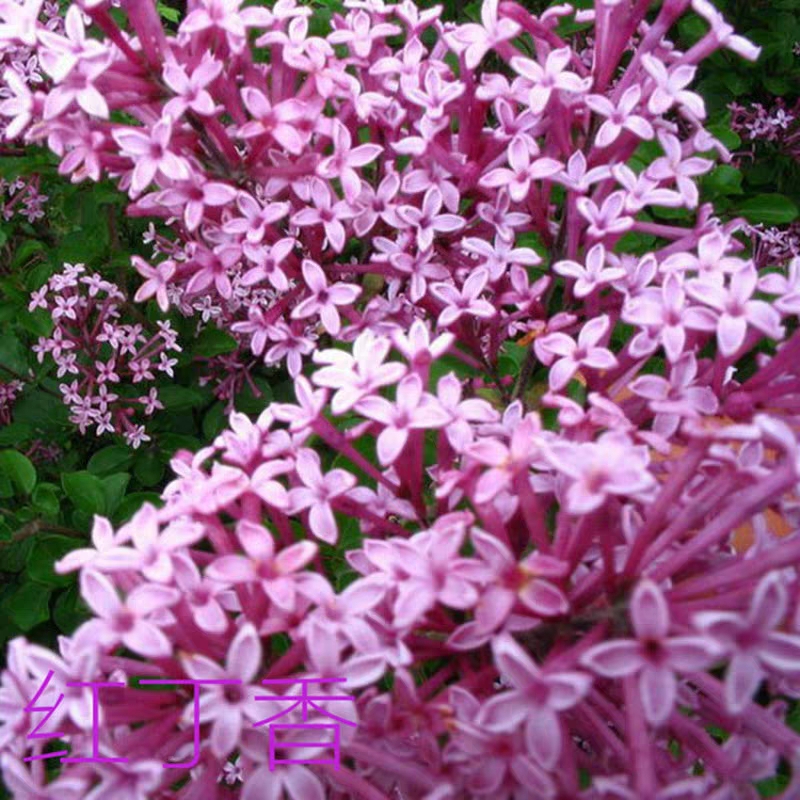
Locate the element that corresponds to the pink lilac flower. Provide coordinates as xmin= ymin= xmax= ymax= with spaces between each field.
xmin=686 ymin=267 xmax=784 ymax=357
xmin=206 ymin=520 xmax=318 ymax=610
xmin=586 ymin=85 xmax=654 ymax=147
xmin=554 ymin=243 xmax=626 ymax=299
xmin=357 ymin=373 xmax=450 ymax=465
xmin=288 ymin=448 xmax=357 ymax=544
xmin=694 ymin=573 xmax=800 ymax=714
xmin=477 ymin=634 xmax=591 ymax=768
xmin=445 ymin=0 xmax=521 ymax=69
xmin=510 ymin=47 xmax=591 ymax=113
xmin=535 ymin=315 xmax=618 ymax=391
xmin=582 ymin=580 xmax=720 ymax=724
xmin=430 ymin=268 xmax=496 ymax=328
xmin=111 ymin=116 xmax=190 ymax=196
xmin=290 ymin=259 xmax=361 ymax=336
xmin=642 ymin=55 xmax=706 ymax=119
xmin=73 ymin=569 xmax=178 ymax=658
xmin=480 ymin=134 xmax=562 ymax=203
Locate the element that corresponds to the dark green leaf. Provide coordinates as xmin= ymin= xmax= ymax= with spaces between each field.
xmin=0 ymin=333 xmax=29 ymax=374
xmin=62 ymin=471 xmax=106 ymax=515
xmin=134 ymin=452 xmax=165 ymax=487
xmin=202 ymin=402 xmax=227 ymax=440
xmin=703 ymin=165 xmax=744 ymax=197
xmin=53 ymin=584 xmax=87 ymax=634
xmin=0 ymin=422 xmax=34 ymax=447
xmin=3 ymin=582 xmax=52 ymax=631
xmin=235 ymin=376 xmax=274 ymax=414
xmin=26 ymin=535 xmax=78 ymax=587
xmin=738 ymin=194 xmax=800 ymax=225
xmin=157 ymin=385 xmax=206 ymax=411
xmin=113 ymin=492 xmax=163 ymax=524
xmin=13 ymin=389 xmax=70 ymax=429
xmin=193 ymin=327 xmax=238 ymax=358
xmin=88 ymin=446 xmax=135 ymax=476
xmin=102 ymin=473 xmax=131 ymax=515
xmin=0 ymin=450 xmax=36 ymax=495
xmin=31 ymin=483 xmax=60 ymax=518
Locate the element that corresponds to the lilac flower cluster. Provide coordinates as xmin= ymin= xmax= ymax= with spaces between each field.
xmin=5 ymin=324 xmax=800 ymax=798
xmin=745 ymin=221 xmax=800 ymax=270
xmin=29 ymin=262 xmax=180 ymax=447
xmin=0 ymin=377 xmax=23 ymax=425
xmin=729 ymin=98 xmax=800 ymax=162
xmin=0 ymin=176 xmax=47 ymax=223
xmin=0 ymin=0 xmax=760 ymax=375
xmin=0 ymin=0 xmax=60 ymax=140
xmin=3 ymin=0 xmax=800 ymax=798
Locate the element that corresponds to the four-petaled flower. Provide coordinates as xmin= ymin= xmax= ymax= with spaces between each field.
xmin=478 ymin=634 xmax=592 ymax=769
xmin=291 ymin=259 xmax=361 ymax=336
xmin=581 ymin=580 xmax=720 ymax=725
xmin=356 ymin=373 xmax=450 ymax=465
xmin=480 ymin=134 xmax=562 ymax=203
xmin=694 ymin=573 xmax=800 ymax=714
xmin=535 ymin=315 xmax=617 ymax=391
xmin=511 ymin=47 xmax=591 ymax=112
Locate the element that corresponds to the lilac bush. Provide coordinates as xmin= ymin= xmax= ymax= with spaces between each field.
xmin=3 ymin=0 xmax=800 ymax=798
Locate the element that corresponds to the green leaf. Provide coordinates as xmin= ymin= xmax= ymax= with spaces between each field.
xmin=702 ymin=165 xmax=743 ymax=197
xmin=721 ymin=71 xmax=751 ymax=95
xmin=3 ymin=581 xmax=51 ymax=631
xmin=763 ymin=75 xmax=793 ymax=95
xmin=0 ymin=333 xmax=29 ymax=374
xmin=62 ymin=471 xmax=106 ymax=515
xmin=88 ymin=446 xmax=135 ymax=476
xmin=134 ymin=452 xmax=165 ymax=487
xmin=13 ymin=238 xmax=47 ymax=272
xmin=497 ymin=354 xmax=518 ymax=377
xmin=737 ymin=194 xmax=800 ymax=225
xmin=157 ymin=1 xmax=180 ymax=22
xmin=53 ymin=584 xmax=87 ymax=634
xmin=0 ymin=422 xmax=34 ymax=447
xmin=429 ymin=351 xmax=474 ymax=384
xmin=193 ymin=326 xmax=238 ymax=358
xmin=17 ymin=311 xmax=53 ymax=337
xmin=156 ymin=434 xmax=201 ymax=460
xmin=113 ymin=492 xmax=163 ymax=524
xmin=31 ymin=483 xmax=60 ymax=518
xmin=102 ymin=473 xmax=131 ymax=515
xmin=26 ymin=535 xmax=78 ymax=587
xmin=203 ymin=402 xmax=227 ymax=440
xmin=0 ymin=450 xmax=36 ymax=495
xmin=0 ymin=542 xmax=35 ymax=580
xmin=706 ymin=122 xmax=741 ymax=151
xmin=157 ymin=385 xmax=206 ymax=411
xmin=13 ymin=389 xmax=70 ymax=429
xmin=235 ymin=376 xmax=274 ymax=415
xmin=678 ymin=14 xmax=706 ymax=45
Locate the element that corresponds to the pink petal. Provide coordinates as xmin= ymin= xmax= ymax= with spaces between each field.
xmin=309 ymin=502 xmax=338 ymax=544
xmin=227 ymin=623 xmax=261 ymax=683
xmin=639 ymin=664 xmax=675 ymax=725
xmin=630 ymin=580 xmax=670 ymax=641
xmin=125 ymin=620 xmax=172 ymax=658
xmin=725 ymin=651 xmax=762 ymax=714
xmin=519 ymin=578 xmax=569 ymax=616
xmin=581 ymin=640 xmax=643 ymax=677
xmin=525 ymin=706 xmax=562 ymax=769
xmin=206 ymin=555 xmax=255 ymax=584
